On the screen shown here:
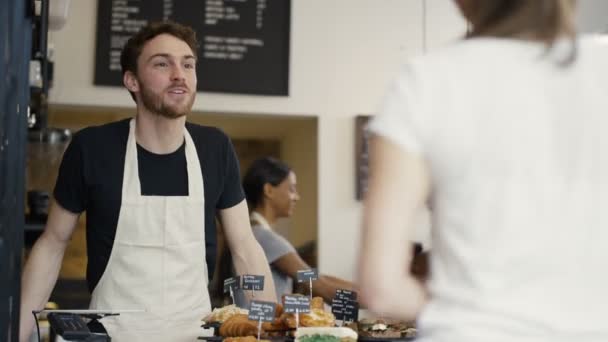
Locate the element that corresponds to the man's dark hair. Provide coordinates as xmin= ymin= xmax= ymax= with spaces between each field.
xmin=242 ymin=157 xmax=292 ymax=211
xmin=120 ymin=21 xmax=199 ymax=100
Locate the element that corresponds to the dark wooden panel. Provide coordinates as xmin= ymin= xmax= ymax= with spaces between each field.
xmin=355 ymin=115 xmax=371 ymax=200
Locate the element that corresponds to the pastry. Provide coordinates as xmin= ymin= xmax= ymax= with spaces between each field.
xmin=282 ymin=308 xmax=336 ymax=329
xmin=261 ymin=303 xmax=288 ymax=332
xmin=223 ymin=337 xmax=270 ymax=342
xmin=300 ymin=308 xmax=336 ymax=327
xmin=358 ymin=318 xmax=417 ymax=339
xmin=262 ymin=317 xmax=288 ymax=331
xmin=280 ymin=296 xmax=335 ymax=328
xmin=203 ymin=304 xmax=248 ymax=323
xmin=219 ymin=314 xmax=260 ymax=337
xmin=310 ymin=296 xmax=324 ymax=310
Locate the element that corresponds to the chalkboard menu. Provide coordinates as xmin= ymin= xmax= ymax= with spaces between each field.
xmin=94 ymin=0 xmax=290 ymax=95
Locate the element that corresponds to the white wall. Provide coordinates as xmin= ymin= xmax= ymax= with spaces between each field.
xmin=578 ymin=0 xmax=608 ymax=33
xmin=48 ymin=0 xmax=466 ymax=281
xmin=316 ymin=0 xmax=465 ymax=280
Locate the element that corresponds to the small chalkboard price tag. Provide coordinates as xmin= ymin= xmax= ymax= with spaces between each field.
xmin=332 ymin=289 xmax=359 ymax=323
xmin=223 ymin=276 xmax=241 ymax=293
xmin=242 ymin=275 xmax=265 ymax=291
xmin=248 ymin=300 xmax=277 ymax=322
xmin=297 ymin=268 xmax=318 ymax=300
xmin=344 ymin=301 xmax=359 ymax=322
xmin=296 ymin=269 xmax=319 ymax=282
xmin=283 ymin=295 xmax=311 ymax=314
xmin=223 ymin=276 xmax=241 ymax=303
xmin=335 ymin=289 xmax=357 ymax=301
xmin=248 ymin=300 xmax=276 ymax=322
xmin=248 ymin=300 xmax=276 ymax=340
xmin=331 ymin=297 xmax=346 ymax=320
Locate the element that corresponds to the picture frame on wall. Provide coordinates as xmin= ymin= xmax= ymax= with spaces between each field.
xmin=355 ymin=115 xmax=372 ymax=200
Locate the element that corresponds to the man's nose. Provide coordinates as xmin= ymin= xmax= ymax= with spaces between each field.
xmin=171 ymin=65 xmax=186 ymax=81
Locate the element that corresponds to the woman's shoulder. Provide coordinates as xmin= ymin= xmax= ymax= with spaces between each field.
xmin=251 ymin=224 xmax=280 ymax=239
xmin=411 ymin=37 xmax=544 ymax=66
xmin=252 ymin=225 xmax=295 ymax=248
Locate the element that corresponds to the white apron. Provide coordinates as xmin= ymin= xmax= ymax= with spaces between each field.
xmin=89 ymin=119 xmax=211 ymax=341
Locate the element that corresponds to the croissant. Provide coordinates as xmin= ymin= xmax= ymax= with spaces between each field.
xmin=261 ymin=303 xmax=288 ymax=331
xmin=219 ymin=314 xmax=261 ymax=337
xmin=262 ymin=317 xmax=287 ymax=331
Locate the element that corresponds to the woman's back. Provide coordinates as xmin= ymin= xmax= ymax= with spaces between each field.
xmin=373 ymin=36 xmax=608 ymax=341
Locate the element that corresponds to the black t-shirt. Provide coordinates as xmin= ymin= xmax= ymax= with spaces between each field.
xmin=54 ymin=118 xmax=244 ymax=292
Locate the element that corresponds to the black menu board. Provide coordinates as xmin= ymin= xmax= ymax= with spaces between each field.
xmin=94 ymin=0 xmax=290 ymax=95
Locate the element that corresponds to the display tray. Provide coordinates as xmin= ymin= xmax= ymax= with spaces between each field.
xmin=199 ymin=321 xmax=295 ymax=341
xmin=199 ymin=322 xmax=416 ymax=341
xmin=201 ymin=321 xmax=222 ymax=330
xmin=358 ymin=336 xmax=416 ymax=341
xmin=198 ymin=337 xmax=294 ymax=341
xmin=198 ymin=337 xmax=414 ymax=342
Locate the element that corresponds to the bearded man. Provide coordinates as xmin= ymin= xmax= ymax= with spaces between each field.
xmin=19 ymin=21 xmax=276 ymax=342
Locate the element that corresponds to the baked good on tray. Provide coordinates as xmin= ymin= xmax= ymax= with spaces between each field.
xmin=203 ymin=304 xmax=249 ymax=323
xmin=262 ymin=303 xmax=288 ymax=331
xmin=281 ymin=308 xmax=336 ymax=329
xmin=357 ymin=318 xmax=417 ymax=339
xmin=294 ymin=327 xmax=357 ymax=342
xmin=223 ymin=337 xmax=270 ymax=342
xmin=262 ymin=316 xmax=288 ymax=332
xmin=310 ymin=296 xmax=324 ymax=310
xmin=280 ymin=296 xmax=335 ymax=329
xmin=219 ymin=314 xmax=260 ymax=337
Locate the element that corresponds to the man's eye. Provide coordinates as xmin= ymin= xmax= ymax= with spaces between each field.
xmin=155 ymin=62 xmax=168 ymax=67
xmin=184 ymin=63 xmax=195 ymax=69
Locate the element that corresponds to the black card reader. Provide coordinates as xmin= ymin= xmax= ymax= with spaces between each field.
xmin=47 ymin=312 xmax=91 ymax=340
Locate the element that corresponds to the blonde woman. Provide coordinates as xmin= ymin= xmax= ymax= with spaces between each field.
xmin=359 ymin=1 xmax=608 ymax=341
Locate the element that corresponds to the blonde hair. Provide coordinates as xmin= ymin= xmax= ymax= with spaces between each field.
xmin=460 ymin=0 xmax=578 ymax=62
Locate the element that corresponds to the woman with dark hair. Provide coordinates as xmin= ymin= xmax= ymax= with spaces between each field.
xmin=238 ymin=157 xmax=355 ymax=304
xmin=359 ymin=0 xmax=608 ymax=341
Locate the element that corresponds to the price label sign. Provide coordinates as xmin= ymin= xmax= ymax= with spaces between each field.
xmin=335 ymin=289 xmax=357 ymax=301
xmin=283 ymin=295 xmax=311 ymax=314
xmin=242 ymin=275 xmax=265 ymax=291
xmin=332 ymin=289 xmax=358 ymax=321
xmin=344 ymin=301 xmax=359 ymax=322
xmin=331 ymin=297 xmax=346 ymax=320
xmin=297 ymin=268 xmax=319 ymax=300
xmin=248 ymin=300 xmax=276 ymax=322
xmin=223 ymin=276 xmax=241 ymax=294
xmin=296 ymin=269 xmax=319 ymax=283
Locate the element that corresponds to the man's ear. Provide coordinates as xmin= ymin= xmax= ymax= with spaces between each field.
xmin=123 ymin=71 xmax=139 ymax=93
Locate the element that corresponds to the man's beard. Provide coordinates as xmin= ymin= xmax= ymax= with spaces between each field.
xmin=139 ymin=83 xmax=195 ymax=119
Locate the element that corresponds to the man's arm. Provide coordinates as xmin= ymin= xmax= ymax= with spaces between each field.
xmin=358 ymin=136 xmax=430 ymax=321
xmin=218 ymin=200 xmax=277 ymax=302
xmin=20 ymin=200 xmax=80 ymax=342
